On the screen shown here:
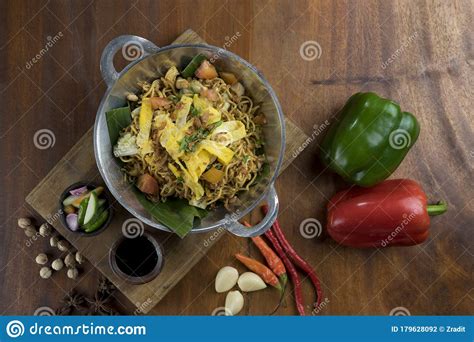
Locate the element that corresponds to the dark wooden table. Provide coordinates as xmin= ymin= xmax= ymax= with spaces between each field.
xmin=1 ymin=0 xmax=472 ymax=315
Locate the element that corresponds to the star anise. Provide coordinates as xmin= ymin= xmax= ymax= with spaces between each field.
xmin=55 ymin=305 xmax=71 ymax=316
xmin=63 ymin=290 xmax=85 ymax=310
xmin=97 ymin=276 xmax=116 ymax=297
xmin=56 ymin=290 xmax=86 ymax=315
xmin=85 ymin=292 xmax=115 ymax=315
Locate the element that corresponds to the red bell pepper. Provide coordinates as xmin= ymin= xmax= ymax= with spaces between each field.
xmin=326 ymin=179 xmax=447 ymax=248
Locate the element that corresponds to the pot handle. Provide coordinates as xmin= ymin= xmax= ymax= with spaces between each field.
xmin=225 ymin=185 xmax=279 ymax=237
xmin=100 ymin=35 xmax=159 ymax=88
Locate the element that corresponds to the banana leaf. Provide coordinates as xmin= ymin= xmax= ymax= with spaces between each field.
xmin=133 ymin=188 xmax=207 ymax=238
xmin=106 ymin=106 xmax=131 ymax=145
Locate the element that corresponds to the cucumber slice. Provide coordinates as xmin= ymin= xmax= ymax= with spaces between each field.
xmin=98 ymin=199 xmax=106 ymax=208
xmin=83 ymin=209 xmax=109 ymax=233
xmin=181 ymin=54 xmax=206 ymax=78
xmin=77 ymin=198 xmax=89 ymax=226
xmin=81 ymin=206 xmax=104 ymax=230
xmin=62 ymin=194 xmax=80 ymax=207
xmin=83 ymin=192 xmax=98 ymax=225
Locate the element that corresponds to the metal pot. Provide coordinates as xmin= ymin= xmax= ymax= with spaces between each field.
xmin=94 ymin=35 xmax=285 ymax=237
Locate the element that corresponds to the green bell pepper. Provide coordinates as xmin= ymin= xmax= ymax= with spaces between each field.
xmin=319 ymin=92 xmax=420 ymax=187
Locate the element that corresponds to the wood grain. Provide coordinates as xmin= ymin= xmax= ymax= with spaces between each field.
xmin=0 ymin=0 xmax=472 ymax=315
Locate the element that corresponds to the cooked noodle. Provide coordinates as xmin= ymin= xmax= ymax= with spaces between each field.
xmin=116 ymin=64 xmax=266 ymax=210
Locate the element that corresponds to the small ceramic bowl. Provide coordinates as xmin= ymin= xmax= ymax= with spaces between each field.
xmin=109 ymin=232 xmax=164 ymax=284
xmin=59 ymin=181 xmax=113 ymax=237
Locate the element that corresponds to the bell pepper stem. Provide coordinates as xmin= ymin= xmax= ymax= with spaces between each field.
xmin=427 ymin=201 xmax=447 ymax=216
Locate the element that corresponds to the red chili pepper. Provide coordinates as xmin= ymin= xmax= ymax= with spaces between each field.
xmin=243 ymin=221 xmax=287 ymax=287
xmin=326 ymin=179 xmax=447 ymax=248
xmin=262 ymin=205 xmax=324 ymax=310
xmin=265 ymin=229 xmax=305 ymax=315
xmin=235 ymin=253 xmax=282 ymax=291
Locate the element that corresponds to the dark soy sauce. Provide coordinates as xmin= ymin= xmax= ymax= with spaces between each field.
xmin=115 ymin=236 xmax=158 ymax=277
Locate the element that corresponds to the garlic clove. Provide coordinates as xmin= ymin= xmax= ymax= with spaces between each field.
xmin=225 ymin=290 xmax=244 ymax=316
xmin=238 ymin=272 xmax=267 ymax=292
xmin=215 ymin=266 xmax=239 ymax=293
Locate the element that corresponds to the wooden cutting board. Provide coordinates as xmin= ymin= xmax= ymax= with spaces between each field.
xmin=25 ymin=29 xmax=309 ymax=314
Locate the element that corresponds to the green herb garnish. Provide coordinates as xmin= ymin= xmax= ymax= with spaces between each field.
xmin=169 ymin=95 xmax=179 ymax=103
xmin=179 ymin=136 xmax=191 ymax=152
xmin=254 ymin=162 xmax=270 ymax=183
xmin=179 ymin=127 xmax=213 ymax=153
xmin=211 ymin=120 xmax=223 ymax=129
xmin=190 ymin=105 xmax=200 ymax=117
xmin=179 ymin=135 xmax=197 ymax=153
